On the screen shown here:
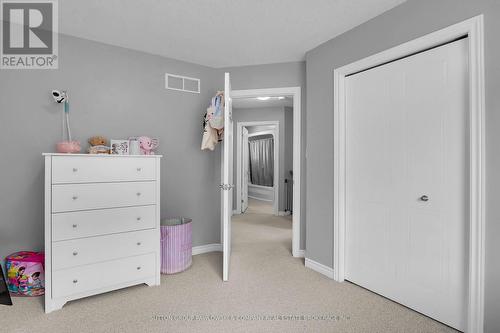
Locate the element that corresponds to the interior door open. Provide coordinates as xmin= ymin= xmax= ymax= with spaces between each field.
xmin=221 ymin=72 xmax=234 ymax=281
xmin=241 ymin=127 xmax=249 ymax=213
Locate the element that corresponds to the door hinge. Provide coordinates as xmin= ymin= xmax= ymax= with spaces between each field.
xmin=219 ymin=184 xmax=234 ymax=191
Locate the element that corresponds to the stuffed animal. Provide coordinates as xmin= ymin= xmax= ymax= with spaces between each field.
xmin=138 ymin=136 xmax=159 ymax=155
xmin=88 ymin=136 xmax=110 ymax=154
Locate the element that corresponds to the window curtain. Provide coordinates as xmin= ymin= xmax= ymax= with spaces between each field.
xmin=249 ymin=137 xmax=274 ymax=187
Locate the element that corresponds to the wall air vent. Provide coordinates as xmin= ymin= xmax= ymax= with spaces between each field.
xmin=165 ymin=73 xmax=200 ymax=93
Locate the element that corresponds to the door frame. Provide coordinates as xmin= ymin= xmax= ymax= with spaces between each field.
xmin=232 ymin=87 xmax=302 ymax=258
xmin=332 ymin=15 xmax=485 ymax=333
xmin=236 ymin=121 xmax=279 ymax=215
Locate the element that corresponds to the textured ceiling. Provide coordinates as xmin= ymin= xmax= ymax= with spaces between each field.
xmin=60 ymin=0 xmax=406 ymax=68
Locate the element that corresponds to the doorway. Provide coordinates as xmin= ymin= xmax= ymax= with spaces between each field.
xmin=220 ymin=79 xmax=302 ymax=282
xmin=236 ymin=121 xmax=280 ymax=216
xmin=231 ymin=87 xmax=301 ymax=258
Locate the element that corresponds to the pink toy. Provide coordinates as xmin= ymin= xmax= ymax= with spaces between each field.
xmin=138 ymin=136 xmax=158 ymax=155
xmin=56 ymin=140 xmax=81 ymax=153
xmin=5 ymin=251 xmax=45 ymax=297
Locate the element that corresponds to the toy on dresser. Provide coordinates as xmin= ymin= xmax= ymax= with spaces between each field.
xmin=87 ymin=136 xmax=110 ymax=154
xmin=138 ymin=136 xmax=159 ymax=155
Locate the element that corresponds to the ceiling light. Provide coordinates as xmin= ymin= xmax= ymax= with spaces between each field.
xmin=256 ymin=96 xmax=286 ymax=101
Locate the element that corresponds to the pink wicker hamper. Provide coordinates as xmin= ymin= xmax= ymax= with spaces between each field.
xmin=160 ymin=218 xmax=192 ymax=274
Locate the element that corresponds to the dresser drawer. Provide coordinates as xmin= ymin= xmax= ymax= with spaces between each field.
xmin=52 ymin=206 xmax=156 ymax=241
xmin=52 ymin=156 xmax=156 ymax=184
xmin=52 ymin=182 xmax=156 ymax=212
xmin=52 ymin=253 xmax=156 ymax=298
xmin=52 ymin=229 xmax=158 ymax=270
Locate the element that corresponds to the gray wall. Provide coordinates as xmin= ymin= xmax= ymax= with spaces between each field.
xmin=0 ymin=34 xmax=222 ymax=267
xmin=304 ymin=0 xmax=499 ymax=331
xmin=232 ymin=107 xmax=291 ymax=211
xmin=220 ymin=62 xmax=306 ymax=250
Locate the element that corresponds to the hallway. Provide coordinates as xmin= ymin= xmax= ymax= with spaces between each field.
xmin=233 ymin=198 xmax=293 ymax=262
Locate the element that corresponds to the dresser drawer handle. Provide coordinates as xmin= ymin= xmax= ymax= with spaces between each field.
xmin=73 ymin=279 xmax=78 ymax=284
xmin=73 ymin=251 xmax=78 ymax=256
xmin=72 ymin=196 xmax=78 ymax=200
xmin=136 ymin=192 xmax=141 ymax=196
xmin=137 ymin=242 xmax=141 ymax=246
xmin=137 ymin=167 xmax=142 ymax=172
xmin=136 ymin=266 xmax=141 ymax=270
xmin=72 ymin=168 xmax=78 ymax=172
xmin=72 ymin=224 xmax=78 ymax=228
xmin=136 ymin=217 xmax=141 ymax=221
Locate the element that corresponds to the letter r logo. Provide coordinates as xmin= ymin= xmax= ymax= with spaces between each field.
xmin=2 ymin=2 xmax=53 ymax=54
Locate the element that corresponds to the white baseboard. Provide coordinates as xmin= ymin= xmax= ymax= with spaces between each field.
xmin=293 ymin=249 xmax=305 ymax=258
xmin=305 ymin=258 xmax=334 ymax=279
xmin=278 ymin=211 xmax=291 ymax=216
xmin=192 ymin=243 xmax=222 ymax=255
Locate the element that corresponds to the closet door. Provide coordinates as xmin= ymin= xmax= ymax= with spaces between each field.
xmin=221 ymin=72 xmax=234 ymax=282
xmin=344 ymin=38 xmax=468 ymax=331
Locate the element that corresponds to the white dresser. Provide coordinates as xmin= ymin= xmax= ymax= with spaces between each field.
xmin=44 ymin=154 xmax=162 ymax=313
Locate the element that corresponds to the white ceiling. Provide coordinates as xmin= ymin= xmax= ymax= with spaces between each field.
xmin=60 ymin=0 xmax=406 ymax=68
xmin=233 ymin=96 xmax=292 ymax=109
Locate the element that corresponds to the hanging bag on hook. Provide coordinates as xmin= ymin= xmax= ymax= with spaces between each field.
xmin=208 ymin=92 xmax=224 ymax=130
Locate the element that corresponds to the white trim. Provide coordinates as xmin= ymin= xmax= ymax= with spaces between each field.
xmin=192 ymin=243 xmax=222 ymax=255
xmin=305 ymin=258 xmax=334 ymax=279
xmin=332 ymin=15 xmax=485 ymax=333
xmin=278 ymin=211 xmax=291 ymax=216
xmin=248 ymin=130 xmax=275 ymax=138
xmin=236 ymin=120 xmax=279 ymax=216
xmin=295 ymin=249 xmax=305 ymax=258
xmin=232 ymin=87 xmax=302 ymax=258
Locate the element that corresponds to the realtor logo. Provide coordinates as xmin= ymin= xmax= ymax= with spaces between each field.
xmin=1 ymin=0 xmax=58 ymax=69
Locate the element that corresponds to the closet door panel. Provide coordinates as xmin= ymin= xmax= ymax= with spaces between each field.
xmin=344 ymin=38 xmax=468 ymax=331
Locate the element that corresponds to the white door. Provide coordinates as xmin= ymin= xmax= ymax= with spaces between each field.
xmin=221 ymin=72 xmax=234 ymax=282
xmin=345 ymin=39 xmax=468 ymax=331
xmin=241 ymin=127 xmax=249 ymax=213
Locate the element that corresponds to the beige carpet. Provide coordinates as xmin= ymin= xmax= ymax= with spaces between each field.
xmin=0 ymin=198 xmax=457 ymax=333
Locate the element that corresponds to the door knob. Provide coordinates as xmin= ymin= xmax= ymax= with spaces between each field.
xmin=420 ymin=195 xmax=429 ymax=202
